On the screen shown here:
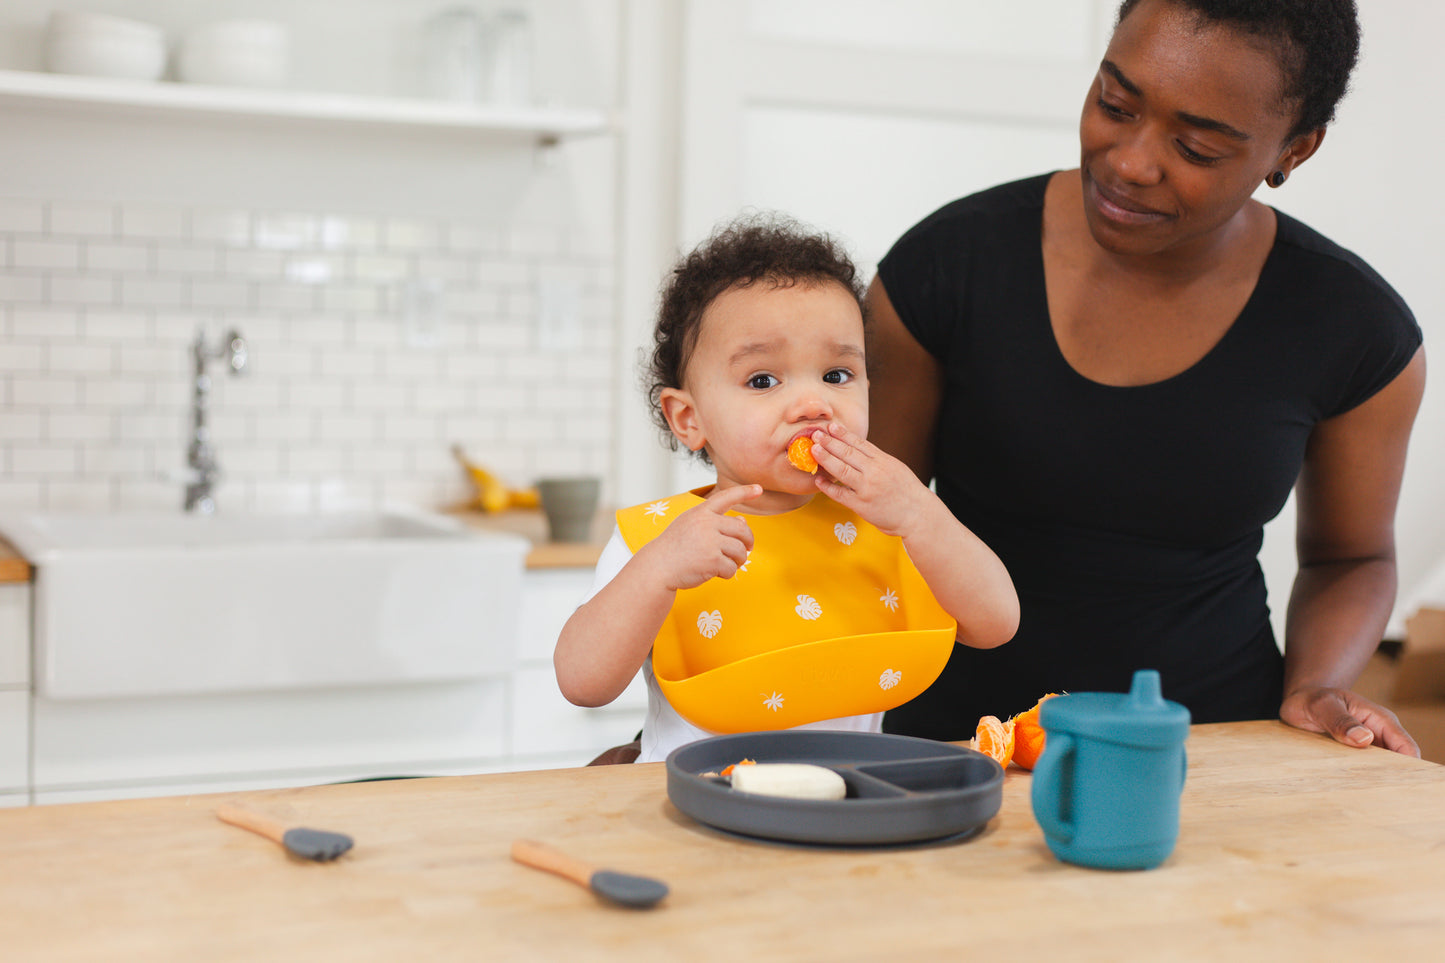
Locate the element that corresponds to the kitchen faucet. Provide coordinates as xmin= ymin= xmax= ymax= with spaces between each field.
xmin=184 ymin=328 xmax=247 ymax=513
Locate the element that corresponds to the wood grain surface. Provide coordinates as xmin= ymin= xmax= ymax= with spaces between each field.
xmin=1 ymin=721 xmax=1442 ymax=961
xmin=0 ymin=537 xmax=30 ymax=582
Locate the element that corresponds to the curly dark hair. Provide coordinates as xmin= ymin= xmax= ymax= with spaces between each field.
xmin=646 ymin=214 xmax=865 ymax=460
xmin=1116 ymin=0 xmax=1360 ymax=139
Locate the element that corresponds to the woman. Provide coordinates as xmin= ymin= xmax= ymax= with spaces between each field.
xmin=868 ymin=0 xmax=1425 ymax=754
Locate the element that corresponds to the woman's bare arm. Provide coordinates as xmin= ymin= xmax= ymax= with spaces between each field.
xmin=864 ymin=277 xmax=945 ymax=484
xmin=1281 ymin=346 xmax=1426 ymax=755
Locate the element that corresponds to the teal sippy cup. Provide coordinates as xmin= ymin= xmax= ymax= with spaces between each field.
xmin=1030 ymin=669 xmax=1191 ymax=870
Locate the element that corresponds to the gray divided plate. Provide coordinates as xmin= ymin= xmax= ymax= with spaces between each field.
xmin=665 ymin=731 xmax=1003 ymax=846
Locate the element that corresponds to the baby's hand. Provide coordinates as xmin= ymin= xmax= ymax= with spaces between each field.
xmin=809 ymin=423 xmax=932 ymax=537
xmin=642 ymin=484 xmax=761 ymax=591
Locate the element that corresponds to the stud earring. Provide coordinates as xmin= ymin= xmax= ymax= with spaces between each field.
xmin=1269 ymin=170 xmax=1287 ymax=188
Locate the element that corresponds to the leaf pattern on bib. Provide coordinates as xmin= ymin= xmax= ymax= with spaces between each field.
xmin=834 ymin=521 xmax=858 ymax=545
xmin=697 ymin=609 xmax=722 ymax=638
xmin=880 ymin=588 xmax=899 ymax=612
xmin=794 ymin=595 xmax=822 ymax=620
xmin=643 ymin=500 xmax=670 ymax=521
xmin=879 ymin=669 xmax=902 ymax=690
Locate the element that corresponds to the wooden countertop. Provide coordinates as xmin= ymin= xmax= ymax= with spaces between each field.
xmin=0 ymin=537 xmax=30 ymax=583
xmin=448 ymin=506 xmax=606 ymax=570
xmin=3 ymin=721 xmax=1443 ymax=959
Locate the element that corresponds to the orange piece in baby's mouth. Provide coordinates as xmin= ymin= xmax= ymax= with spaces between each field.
xmin=787 ymin=436 xmax=818 ymax=474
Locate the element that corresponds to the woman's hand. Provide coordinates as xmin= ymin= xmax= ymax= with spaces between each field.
xmin=1279 ymin=685 xmax=1420 ymax=756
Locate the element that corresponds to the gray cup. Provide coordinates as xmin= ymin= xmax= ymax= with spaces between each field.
xmin=537 ymin=476 xmax=601 ymax=543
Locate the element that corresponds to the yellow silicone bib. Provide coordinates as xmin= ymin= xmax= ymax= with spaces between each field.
xmin=617 ymin=489 xmax=957 ymax=733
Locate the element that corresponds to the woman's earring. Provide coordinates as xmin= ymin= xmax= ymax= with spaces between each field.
xmin=1268 ymin=170 xmax=1287 ymax=188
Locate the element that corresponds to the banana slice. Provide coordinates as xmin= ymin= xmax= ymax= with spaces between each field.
xmin=728 ymin=763 xmax=847 ymax=800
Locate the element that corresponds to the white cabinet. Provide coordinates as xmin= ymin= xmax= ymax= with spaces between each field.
xmin=511 ymin=568 xmax=646 ymax=768
xmin=0 ymin=584 xmax=30 ymax=803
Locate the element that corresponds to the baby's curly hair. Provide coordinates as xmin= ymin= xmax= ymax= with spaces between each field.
xmin=646 ymin=214 xmax=864 ymax=461
xmin=1117 ymin=0 xmax=1360 ymax=140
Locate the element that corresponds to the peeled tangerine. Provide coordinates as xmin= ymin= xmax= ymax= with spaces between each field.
xmin=787 ymin=436 xmax=818 ymax=474
xmin=971 ymin=693 xmax=1062 ymax=771
xmin=973 ymin=715 xmax=1015 ymax=768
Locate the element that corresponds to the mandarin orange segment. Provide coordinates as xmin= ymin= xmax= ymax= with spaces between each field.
xmin=973 ymin=714 xmax=1015 ymax=768
xmin=787 ymin=436 xmax=818 ymax=474
xmin=1010 ymin=692 xmax=1060 ymax=771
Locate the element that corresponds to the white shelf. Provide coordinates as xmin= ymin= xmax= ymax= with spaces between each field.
xmin=0 ymin=68 xmax=612 ymax=145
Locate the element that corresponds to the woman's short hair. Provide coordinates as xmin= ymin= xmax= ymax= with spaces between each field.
xmin=1117 ymin=0 xmax=1360 ymax=139
xmin=646 ymin=214 xmax=864 ymax=460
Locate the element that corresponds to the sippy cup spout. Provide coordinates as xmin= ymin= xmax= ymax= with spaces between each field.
xmin=1130 ymin=669 xmax=1164 ymax=707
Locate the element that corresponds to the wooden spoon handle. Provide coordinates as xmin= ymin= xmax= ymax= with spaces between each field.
xmin=511 ymin=839 xmax=596 ymax=888
xmin=217 ymin=804 xmax=290 ymax=846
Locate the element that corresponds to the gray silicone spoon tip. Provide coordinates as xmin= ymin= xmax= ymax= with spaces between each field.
xmin=511 ymin=839 xmax=669 ymax=908
xmin=217 ymin=804 xmax=354 ymax=862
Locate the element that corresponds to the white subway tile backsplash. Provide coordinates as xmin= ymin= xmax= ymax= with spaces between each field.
xmin=48 ymin=274 xmax=117 ymax=306
xmin=222 ymin=249 xmax=285 ymax=278
xmin=254 ymin=213 xmax=320 ymax=251
xmin=412 ymin=382 xmax=470 ymax=413
xmin=12 ymin=238 xmax=81 ymax=271
xmin=0 ymin=413 xmax=42 ymax=442
xmin=352 ymin=254 xmax=411 ymax=283
xmin=190 ymin=278 xmax=252 ymax=309
xmin=2 ymin=194 xmax=615 ymax=514
xmin=347 ymin=381 xmax=409 ymax=412
xmin=382 ymin=218 xmax=443 ymax=252
xmin=190 ymin=209 xmax=252 ymax=246
xmin=10 ymin=446 xmax=79 ymax=475
xmin=120 ymin=276 xmax=185 ymax=308
xmin=381 ymin=412 xmax=441 ymax=444
xmin=83 ymin=309 xmax=150 ymax=340
xmin=0 ymin=198 xmax=45 ymax=233
xmin=12 ymin=378 xmax=79 ymax=407
xmin=285 ymin=447 xmax=347 ymax=474
xmin=81 ymin=445 xmax=148 ymax=474
xmin=120 ymin=205 xmax=187 ymax=240
xmin=0 ymin=342 xmax=44 ymax=370
xmin=0 ymin=275 xmax=44 ymax=303
xmin=48 ymin=202 xmax=116 ymax=237
xmin=46 ymin=343 xmax=115 ymax=376
xmin=117 ymin=344 xmax=180 ymax=377
xmin=155 ymin=244 xmax=220 ymax=275
xmin=317 ymin=412 xmax=376 ymax=442
xmin=81 ymin=379 xmax=150 ymax=407
xmin=255 ymin=282 xmax=318 ymax=312
xmin=84 ymin=242 xmax=151 ymax=274
xmin=320 ymin=284 xmax=382 ymax=314
xmin=320 ymin=216 xmax=379 ymax=251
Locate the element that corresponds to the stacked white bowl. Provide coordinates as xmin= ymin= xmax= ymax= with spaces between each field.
xmin=44 ymin=10 xmax=167 ymax=81
xmin=176 ymin=20 xmax=291 ymax=88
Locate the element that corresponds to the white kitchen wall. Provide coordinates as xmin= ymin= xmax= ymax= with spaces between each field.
xmin=0 ymin=0 xmax=620 ymax=514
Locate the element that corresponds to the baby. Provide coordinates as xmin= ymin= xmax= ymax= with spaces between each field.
xmin=555 ymin=215 xmax=1019 ymax=762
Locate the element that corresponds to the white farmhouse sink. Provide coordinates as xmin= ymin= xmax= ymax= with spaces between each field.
xmin=0 ymin=509 xmax=530 ymax=699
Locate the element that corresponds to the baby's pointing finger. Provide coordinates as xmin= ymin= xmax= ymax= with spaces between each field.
xmin=704 ymin=483 xmax=763 ymax=514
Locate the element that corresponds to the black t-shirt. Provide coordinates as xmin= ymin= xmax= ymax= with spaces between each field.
xmin=876 ymin=173 xmax=1422 ymax=739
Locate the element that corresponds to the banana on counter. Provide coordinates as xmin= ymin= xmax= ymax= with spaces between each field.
xmin=451 ymin=444 xmax=540 ymax=513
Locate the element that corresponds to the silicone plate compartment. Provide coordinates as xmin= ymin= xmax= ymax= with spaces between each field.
xmin=665 ymin=730 xmax=1004 ymax=846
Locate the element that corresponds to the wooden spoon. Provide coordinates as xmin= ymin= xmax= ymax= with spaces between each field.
xmin=511 ymin=839 xmax=669 ymax=908
xmin=217 ymin=804 xmax=354 ymax=862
